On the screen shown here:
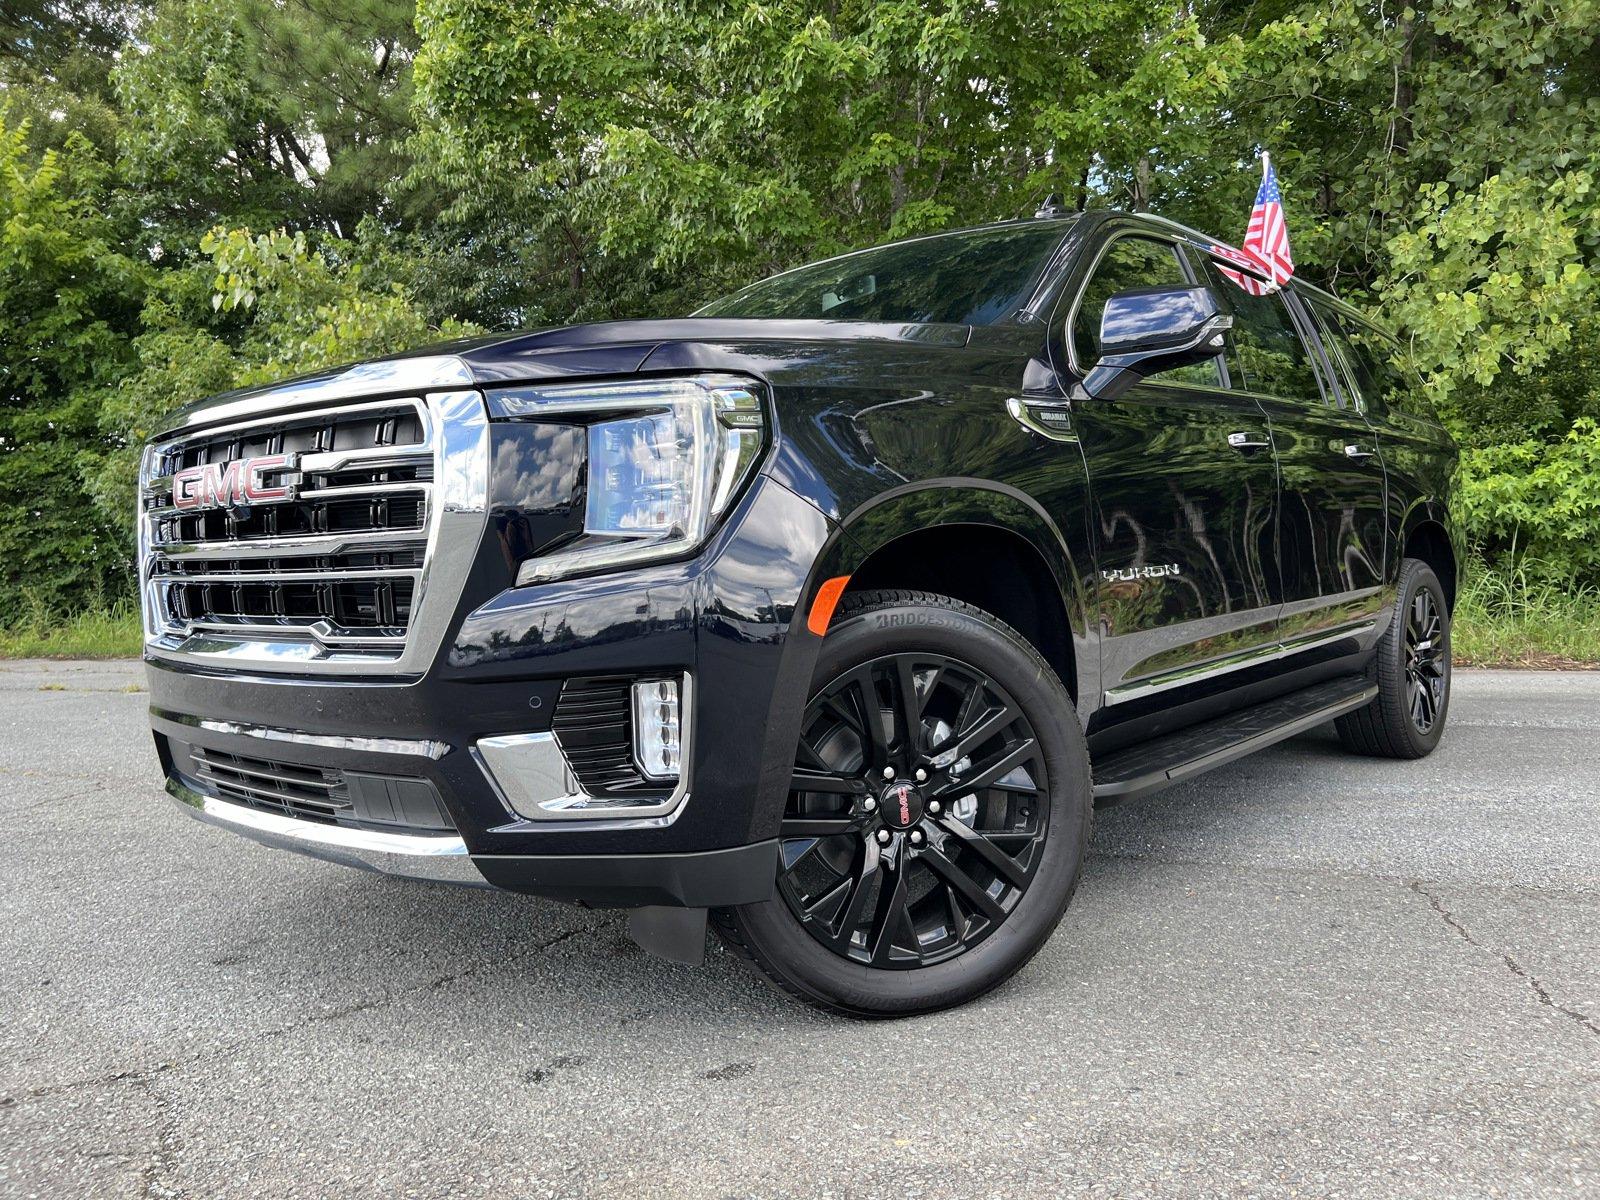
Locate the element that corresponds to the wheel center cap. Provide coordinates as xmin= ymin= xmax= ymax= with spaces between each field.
xmin=879 ymin=780 xmax=925 ymax=830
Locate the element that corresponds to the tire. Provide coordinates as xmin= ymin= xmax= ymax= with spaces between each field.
xmin=1336 ymin=558 xmax=1452 ymax=759
xmin=713 ymin=589 xmax=1092 ymax=1018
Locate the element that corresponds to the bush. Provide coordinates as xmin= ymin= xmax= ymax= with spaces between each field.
xmin=1457 ymin=419 xmax=1600 ymax=583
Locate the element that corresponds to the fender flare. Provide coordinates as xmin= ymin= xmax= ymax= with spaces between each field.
xmin=797 ymin=477 xmax=1095 ymax=694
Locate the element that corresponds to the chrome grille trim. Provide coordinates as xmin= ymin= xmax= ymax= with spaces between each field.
xmin=151 ymin=534 xmax=427 ymax=560
xmin=151 ymin=568 xmax=424 ymax=585
xmin=191 ymin=746 xmax=352 ymax=820
xmin=139 ymin=376 xmax=489 ymax=677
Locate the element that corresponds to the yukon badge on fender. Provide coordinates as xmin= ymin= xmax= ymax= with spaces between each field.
xmin=139 ymin=210 xmax=1458 ymax=1017
xmin=1102 ymin=564 xmax=1183 ymax=582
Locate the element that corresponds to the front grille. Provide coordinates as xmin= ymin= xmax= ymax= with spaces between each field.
xmin=178 ymin=741 xmax=455 ymax=832
xmin=141 ymin=400 xmax=436 ymax=662
xmin=151 ymin=487 xmax=427 ymax=546
xmin=551 ymin=677 xmax=651 ymax=795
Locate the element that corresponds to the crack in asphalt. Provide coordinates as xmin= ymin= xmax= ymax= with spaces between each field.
xmin=134 ymin=1074 xmax=183 ymax=1200
xmin=1409 ymin=881 xmax=1600 ymax=1039
xmin=1 ymin=923 xmax=604 ymax=1122
xmin=6 ymin=1063 xmax=173 ymax=1105
xmin=1 ymin=780 xmax=109 ymax=817
xmin=251 ymin=922 xmax=601 ymax=1045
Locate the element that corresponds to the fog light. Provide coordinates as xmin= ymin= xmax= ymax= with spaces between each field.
xmin=632 ymin=678 xmax=682 ymax=781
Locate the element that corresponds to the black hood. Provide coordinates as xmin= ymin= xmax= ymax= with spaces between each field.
xmin=156 ymin=318 xmax=969 ymax=435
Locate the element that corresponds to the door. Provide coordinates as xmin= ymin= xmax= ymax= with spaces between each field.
xmin=1306 ymin=297 xmax=1454 ymax=593
xmin=1194 ymin=255 xmax=1389 ymax=646
xmin=1061 ymin=232 xmax=1280 ymax=707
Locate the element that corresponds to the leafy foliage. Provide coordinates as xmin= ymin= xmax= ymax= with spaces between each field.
xmin=4 ymin=0 xmax=1600 ymax=628
xmin=0 ymin=118 xmax=144 ymax=622
xmin=1457 ymin=420 xmax=1600 ymax=581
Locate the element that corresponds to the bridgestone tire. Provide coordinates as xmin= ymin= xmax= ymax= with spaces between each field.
xmin=713 ymin=589 xmax=1092 ymax=1018
xmin=1336 ymin=559 xmax=1452 ymax=759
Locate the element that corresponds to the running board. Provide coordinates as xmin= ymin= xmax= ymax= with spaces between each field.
xmin=1091 ymin=677 xmax=1378 ymax=804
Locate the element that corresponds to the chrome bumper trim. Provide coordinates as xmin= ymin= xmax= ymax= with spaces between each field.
xmin=473 ymin=675 xmax=693 ymax=824
xmin=166 ymin=777 xmax=489 ymax=886
xmin=151 ymin=706 xmax=451 ymax=759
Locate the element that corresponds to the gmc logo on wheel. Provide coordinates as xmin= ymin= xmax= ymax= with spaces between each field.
xmin=171 ymin=454 xmax=298 ymax=511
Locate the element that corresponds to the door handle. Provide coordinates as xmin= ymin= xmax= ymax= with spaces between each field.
xmin=1227 ymin=432 xmax=1270 ymax=451
xmin=1343 ymin=443 xmax=1376 ymax=460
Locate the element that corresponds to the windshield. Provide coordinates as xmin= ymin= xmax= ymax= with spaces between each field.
xmin=697 ymin=220 xmax=1076 ymax=326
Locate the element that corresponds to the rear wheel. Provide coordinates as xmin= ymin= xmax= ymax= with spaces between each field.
xmin=714 ymin=590 xmax=1091 ymax=1017
xmin=1336 ymin=558 xmax=1451 ymax=758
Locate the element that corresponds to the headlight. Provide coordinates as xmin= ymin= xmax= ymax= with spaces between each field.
xmin=487 ymin=374 xmax=767 ymax=586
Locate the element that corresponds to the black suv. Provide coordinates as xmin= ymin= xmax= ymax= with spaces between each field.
xmin=140 ymin=210 xmax=1457 ymax=1016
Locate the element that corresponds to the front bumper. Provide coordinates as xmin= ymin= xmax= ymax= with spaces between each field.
xmin=166 ymin=773 xmax=484 ymax=885
xmin=145 ymin=475 xmax=837 ymax=909
xmin=165 ymin=773 xmax=778 ymax=905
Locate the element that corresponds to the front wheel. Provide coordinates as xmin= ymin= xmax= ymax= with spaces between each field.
xmin=1336 ymin=559 xmax=1452 ymax=759
xmin=713 ymin=590 xmax=1091 ymax=1018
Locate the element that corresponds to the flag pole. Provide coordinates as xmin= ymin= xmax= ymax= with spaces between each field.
xmin=1261 ymin=150 xmax=1271 ymax=182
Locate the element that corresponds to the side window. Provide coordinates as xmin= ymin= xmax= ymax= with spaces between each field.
xmin=1305 ymin=300 xmax=1370 ymax=413
xmin=1074 ymin=237 xmax=1220 ymax=387
xmin=1319 ymin=307 xmax=1438 ymax=424
xmin=1199 ymin=259 xmax=1320 ymax=400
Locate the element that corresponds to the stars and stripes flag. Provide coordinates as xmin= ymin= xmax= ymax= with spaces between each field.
xmin=1219 ymin=152 xmax=1294 ymax=295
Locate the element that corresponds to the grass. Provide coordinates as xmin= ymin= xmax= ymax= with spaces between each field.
xmin=0 ymin=605 xmax=143 ymax=660
xmin=1452 ymin=564 xmax=1600 ymax=668
xmin=0 ymin=566 xmax=1596 ymax=667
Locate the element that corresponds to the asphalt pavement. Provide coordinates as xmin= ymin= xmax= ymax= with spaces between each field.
xmin=1 ymin=660 xmax=1596 ymax=1199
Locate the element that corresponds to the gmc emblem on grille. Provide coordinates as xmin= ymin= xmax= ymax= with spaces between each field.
xmin=171 ymin=454 xmax=298 ymax=511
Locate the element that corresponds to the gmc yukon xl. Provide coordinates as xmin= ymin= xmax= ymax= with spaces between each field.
xmin=140 ymin=210 xmax=1457 ymax=1016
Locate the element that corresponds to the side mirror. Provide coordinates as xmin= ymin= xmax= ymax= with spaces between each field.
xmin=1082 ymin=285 xmax=1232 ymax=400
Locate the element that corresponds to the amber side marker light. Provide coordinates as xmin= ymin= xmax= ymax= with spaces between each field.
xmin=807 ymin=575 xmax=852 ymax=636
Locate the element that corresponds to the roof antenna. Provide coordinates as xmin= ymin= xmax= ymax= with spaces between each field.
xmin=1034 ymin=193 xmax=1068 ymax=219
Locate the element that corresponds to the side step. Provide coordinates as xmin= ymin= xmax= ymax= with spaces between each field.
xmin=1091 ymin=676 xmax=1377 ymax=804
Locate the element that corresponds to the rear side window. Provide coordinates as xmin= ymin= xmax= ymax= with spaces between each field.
xmin=1314 ymin=303 xmax=1438 ymax=424
xmin=1198 ymin=259 xmax=1319 ymax=400
xmin=1073 ymin=236 xmax=1220 ymax=387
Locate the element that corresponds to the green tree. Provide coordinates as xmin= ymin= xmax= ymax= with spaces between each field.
xmin=412 ymin=0 xmax=1246 ymax=307
xmin=0 ymin=116 xmax=147 ymax=621
xmin=115 ymin=0 xmax=420 ymax=244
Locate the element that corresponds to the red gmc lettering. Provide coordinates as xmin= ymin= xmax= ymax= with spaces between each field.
xmin=171 ymin=454 xmax=293 ymax=510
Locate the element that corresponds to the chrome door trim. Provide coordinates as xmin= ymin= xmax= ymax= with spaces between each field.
xmin=1104 ymin=618 xmax=1377 ymax=706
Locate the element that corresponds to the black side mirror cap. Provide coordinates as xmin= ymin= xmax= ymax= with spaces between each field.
xmin=1082 ymin=285 xmax=1232 ymax=401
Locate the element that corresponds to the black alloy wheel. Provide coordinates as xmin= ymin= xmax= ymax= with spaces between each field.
xmin=714 ymin=589 xmax=1091 ymax=1018
xmin=1404 ymin=585 xmax=1447 ymax=734
xmin=777 ymin=652 xmax=1048 ymax=968
xmin=1336 ymin=558 xmax=1452 ymax=759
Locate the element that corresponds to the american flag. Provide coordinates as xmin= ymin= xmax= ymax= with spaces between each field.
xmin=1219 ymin=154 xmax=1293 ymax=295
